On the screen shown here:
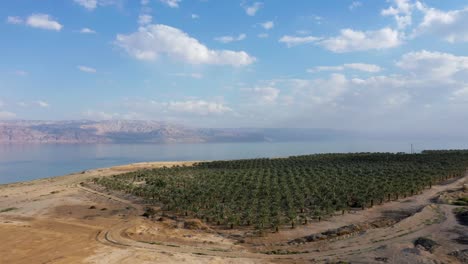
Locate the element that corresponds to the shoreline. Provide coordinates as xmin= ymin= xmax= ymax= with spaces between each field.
xmin=0 ymin=160 xmax=200 ymax=188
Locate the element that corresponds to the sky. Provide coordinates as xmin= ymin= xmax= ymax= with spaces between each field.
xmin=1 ymin=0 xmax=468 ymax=135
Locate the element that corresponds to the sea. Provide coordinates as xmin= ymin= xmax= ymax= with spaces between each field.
xmin=1 ymin=140 xmax=466 ymax=184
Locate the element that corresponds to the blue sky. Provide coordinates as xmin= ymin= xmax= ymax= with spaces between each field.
xmin=1 ymin=0 xmax=468 ymax=134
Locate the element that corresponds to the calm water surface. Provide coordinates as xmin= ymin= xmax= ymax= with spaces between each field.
xmin=1 ymin=140 xmax=466 ymax=184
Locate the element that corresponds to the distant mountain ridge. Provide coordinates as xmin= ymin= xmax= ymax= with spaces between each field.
xmin=0 ymin=120 xmax=351 ymax=144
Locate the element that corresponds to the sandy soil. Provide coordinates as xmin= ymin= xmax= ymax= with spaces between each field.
xmin=0 ymin=161 xmax=467 ymax=264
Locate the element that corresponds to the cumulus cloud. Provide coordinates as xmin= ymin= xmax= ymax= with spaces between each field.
xmin=80 ymin=27 xmax=96 ymax=34
xmin=279 ymin=35 xmax=321 ymax=47
xmin=160 ymin=0 xmax=181 ymax=8
xmin=318 ymin=27 xmax=402 ymax=53
xmin=396 ymin=50 xmax=468 ymax=80
xmin=242 ymin=2 xmax=263 ymax=16
xmin=260 ymin=21 xmax=274 ymax=30
xmin=413 ymin=6 xmax=468 ymax=43
xmin=381 ymin=0 xmax=414 ymax=29
xmin=77 ymin=65 xmax=97 ymax=73
xmin=308 ymin=63 xmax=382 ymax=73
xmin=214 ymin=33 xmax=246 ymax=43
xmin=26 ymin=14 xmax=63 ymax=31
xmin=115 ymin=24 xmax=255 ymax=66
xmin=76 ymin=49 xmax=468 ymax=133
xmin=191 ymin=14 xmax=199 ymax=19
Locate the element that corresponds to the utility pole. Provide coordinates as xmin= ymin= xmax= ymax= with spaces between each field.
xmin=411 ymin=144 xmax=413 ymax=154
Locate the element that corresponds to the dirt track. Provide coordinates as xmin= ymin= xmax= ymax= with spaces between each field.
xmin=1 ymin=162 xmax=467 ymax=263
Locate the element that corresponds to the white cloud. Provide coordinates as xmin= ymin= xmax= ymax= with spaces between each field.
xmin=242 ymin=2 xmax=263 ymax=16
xmin=244 ymin=87 xmax=280 ymax=104
xmin=26 ymin=14 xmax=63 ymax=31
xmin=115 ymin=24 xmax=255 ymax=66
xmin=37 ymin=101 xmax=50 ymax=108
xmin=396 ymin=50 xmax=468 ymax=80
xmin=344 ymin=63 xmax=382 ymax=73
xmin=160 ymin=0 xmax=181 ymax=8
xmin=306 ymin=74 xmax=349 ymax=104
xmin=308 ymin=63 xmax=382 ymax=73
xmin=6 ymin=16 xmax=23 ymax=24
xmin=319 ymin=27 xmax=402 ymax=53
xmin=172 ymin=73 xmax=203 ymax=79
xmin=308 ymin=66 xmax=345 ymax=72
xmin=0 ymin=111 xmax=16 ymax=119
xmin=167 ymin=100 xmax=232 ymax=115
xmin=80 ymin=27 xmax=96 ymax=34
xmin=138 ymin=14 xmax=152 ymax=25
xmin=349 ymin=1 xmax=362 ymax=10
xmin=279 ymin=35 xmax=321 ymax=47
xmin=260 ymin=21 xmax=274 ymax=30
xmin=191 ymin=14 xmax=199 ymax=19
xmin=414 ymin=6 xmax=468 ymax=43
xmin=77 ymin=65 xmax=97 ymax=73
xmin=141 ymin=0 xmax=150 ymax=5
xmin=258 ymin=33 xmax=269 ymax=38
xmin=74 ymin=0 xmax=98 ymax=10
xmin=74 ymin=0 xmax=121 ymax=10
xmin=214 ymin=33 xmax=246 ymax=43
xmin=381 ymin=0 xmax=414 ymax=29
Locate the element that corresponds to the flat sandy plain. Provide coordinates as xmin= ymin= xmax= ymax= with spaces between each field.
xmin=0 ymin=161 xmax=467 ymax=264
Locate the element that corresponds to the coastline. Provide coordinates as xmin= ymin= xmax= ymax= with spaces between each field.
xmin=0 ymin=160 xmax=200 ymax=187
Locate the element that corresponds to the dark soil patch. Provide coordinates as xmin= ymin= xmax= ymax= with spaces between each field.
xmin=454 ymin=207 xmax=468 ymax=226
xmin=454 ymin=236 xmax=468 ymax=245
xmin=287 ymin=218 xmax=396 ymax=245
xmin=381 ymin=206 xmax=424 ymax=221
xmin=414 ymin=237 xmax=439 ymax=253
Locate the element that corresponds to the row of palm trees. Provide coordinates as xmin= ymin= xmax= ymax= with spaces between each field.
xmin=95 ymin=151 xmax=468 ymax=231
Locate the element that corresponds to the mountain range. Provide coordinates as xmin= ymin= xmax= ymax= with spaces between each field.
xmin=0 ymin=120 xmax=351 ymax=144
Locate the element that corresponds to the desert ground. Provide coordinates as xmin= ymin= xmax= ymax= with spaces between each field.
xmin=0 ymin=162 xmax=467 ymax=264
